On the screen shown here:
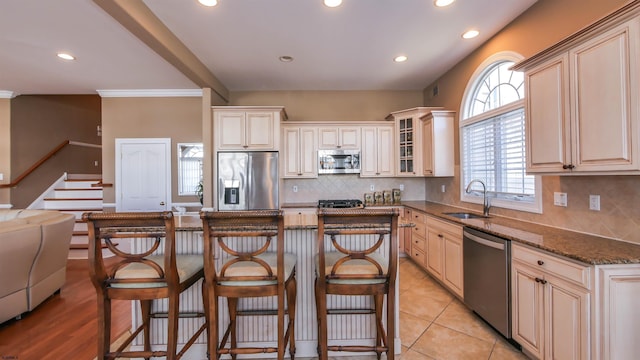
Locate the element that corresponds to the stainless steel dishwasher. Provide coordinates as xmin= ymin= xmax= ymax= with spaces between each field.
xmin=463 ymin=227 xmax=514 ymax=341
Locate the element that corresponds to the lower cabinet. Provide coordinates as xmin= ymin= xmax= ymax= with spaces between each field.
xmin=407 ymin=210 xmax=463 ymax=298
xmin=511 ymin=243 xmax=591 ymax=360
xmin=283 ymin=208 xmax=317 ymax=227
xmin=595 ymin=264 xmax=640 ymax=359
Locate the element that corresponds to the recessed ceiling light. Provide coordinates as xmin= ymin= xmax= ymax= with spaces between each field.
xmin=434 ymin=0 xmax=455 ymax=7
xmin=324 ymin=0 xmax=342 ymax=8
xmin=57 ymin=52 xmax=75 ymax=61
xmin=394 ymin=55 xmax=408 ymax=63
xmin=279 ymin=56 xmax=294 ymax=62
xmin=198 ymin=0 xmax=218 ymax=7
xmin=462 ymin=29 xmax=479 ymax=39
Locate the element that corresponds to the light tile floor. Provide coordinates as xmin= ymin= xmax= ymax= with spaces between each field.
xmin=395 ymin=257 xmax=528 ymax=360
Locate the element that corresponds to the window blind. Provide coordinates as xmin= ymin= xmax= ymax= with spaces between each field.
xmin=462 ymin=107 xmax=535 ymax=202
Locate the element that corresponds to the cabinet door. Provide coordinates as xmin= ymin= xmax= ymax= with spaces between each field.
xmin=512 ymin=262 xmax=544 ymax=359
xmin=526 ymin=54 xmax=571 ymax=173
xmin=402 ymin=208 xmax=412 ymax=255
xmin=597 ymin=265 xmax=640 ymax=360
xmin=443 ymin=234 xmax=463 ymax=298
xmin=397 ymin=117 xmax=417 ymax=176
xmin=570 ymin=18 xmax=640 ymax=172
xmin=217 ymin=112 xmax=246 ymax=150
xmin=422 ymin=117 xmax=433 ymax=175
xmin=245 ymin=112 xmax=277 ymax=149
xmin=318 ymin=127 xmax=360 ymax=149
xmin=426 ymin=228 xmax=444 ymax=279
xmin=282 ymin=127 xmax=317 ymax=178
xmin=545 ymin=279 xmax=590 ymax=360
xmin=376 ymin=126 xmax=395 ymax=176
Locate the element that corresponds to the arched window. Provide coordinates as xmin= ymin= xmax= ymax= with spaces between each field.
xmin=460 ymin=52 xmax=541 ymax=213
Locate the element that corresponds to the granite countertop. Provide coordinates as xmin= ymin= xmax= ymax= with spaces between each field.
xmin=402 ymin=201 xmax=640 ymax=265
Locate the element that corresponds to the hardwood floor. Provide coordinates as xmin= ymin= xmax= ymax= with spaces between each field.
xmin=0 ymin=259 xmax=130 ymax=360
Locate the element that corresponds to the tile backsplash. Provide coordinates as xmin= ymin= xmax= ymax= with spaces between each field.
xmin=282 ymin=175 xmax=426 ymax=204
xmin=425 ymin=167 xmax=640 ymax=245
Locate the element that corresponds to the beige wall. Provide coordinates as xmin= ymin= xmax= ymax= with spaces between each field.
xmin=421 ymin=0 xmax=640 ymax=244
xmin=101 ymin=97 xmax=203 ymax=206
xmin=0 ymin=99 xmax=10 ymax=205
xmin=230 ymin=90 xmax=423 ymax=121
xmin=10 ymin=95 xmax=102 ymax=208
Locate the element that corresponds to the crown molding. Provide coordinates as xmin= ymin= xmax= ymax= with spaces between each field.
xmin=0 ymin=91 xmax=18 ymax=99
xmin=96 ymin=89 xmax=203 ymax=98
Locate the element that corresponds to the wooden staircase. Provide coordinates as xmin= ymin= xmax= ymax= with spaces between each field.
xmin=40 ymin=175 xmax=104 ymax=259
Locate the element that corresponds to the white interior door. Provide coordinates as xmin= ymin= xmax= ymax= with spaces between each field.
xmin=116 ymin=138 xmax=171 ymax=212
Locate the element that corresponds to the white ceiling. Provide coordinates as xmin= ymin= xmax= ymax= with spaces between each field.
xmin=0 ymin=0 xmax=537 ymax=96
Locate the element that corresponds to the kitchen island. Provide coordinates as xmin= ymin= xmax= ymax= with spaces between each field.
xmin=128 ymin=213 xmax=405 ymax=359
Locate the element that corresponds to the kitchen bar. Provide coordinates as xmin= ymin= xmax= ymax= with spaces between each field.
xmin=128 ymin=212 xmax=406 ymax=359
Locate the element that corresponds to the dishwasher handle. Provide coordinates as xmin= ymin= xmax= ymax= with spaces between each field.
xmin=464 ymin=230 xmax=505 ymax=251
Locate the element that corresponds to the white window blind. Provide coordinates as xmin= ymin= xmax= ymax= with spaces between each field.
xmin=462 ymin=107 xmax=535 ymax=202
xmin=178 ymin=144 xmax=203 ymax=196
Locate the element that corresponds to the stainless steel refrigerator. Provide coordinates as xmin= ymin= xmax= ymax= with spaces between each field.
xmin=217 ymin=151 xmax=279 ymax=211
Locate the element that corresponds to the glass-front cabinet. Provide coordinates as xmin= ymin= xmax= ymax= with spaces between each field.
xmin=398 ymin=117 xmax=415 ymax=174
xmin=387 ymin=107 xmax=441 ymax=177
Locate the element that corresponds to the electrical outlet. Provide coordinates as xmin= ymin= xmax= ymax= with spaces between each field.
xmin=94 ymin=160 xmax=99 ymax=167
xmin=589 ymin=194 xmax=600 ymax=211
xmin=292 ymin=185 xmax=298 ymax=193
xmin=441 ymin=184 xmax=446 ymax=193
xmin=0 ymin=173 xmax=3 ymax=181
xmin=553 ymin=192 xmax=567 ymax=207
xmin=399 ymin=184 xmax=404 ymax=191
xmin=370 ymin=184 xmax=375 ymax=191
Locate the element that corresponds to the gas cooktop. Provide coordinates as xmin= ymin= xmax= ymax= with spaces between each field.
xmin=317 ymin=199 xmax=364 ymax=209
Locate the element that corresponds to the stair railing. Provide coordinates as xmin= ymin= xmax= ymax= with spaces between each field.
xmin=0 ymin=140 xmax=102 ymax=189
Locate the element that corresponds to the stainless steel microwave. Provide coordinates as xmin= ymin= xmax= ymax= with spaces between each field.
xmin=318 ymin=149 xmax=361 ymax=174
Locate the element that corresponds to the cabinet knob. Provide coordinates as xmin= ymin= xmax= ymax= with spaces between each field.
xmin=438 ymin=234 xmax=444 ymax=238
xmin=537 ymin=260 xmax=544 ymax=265
xmin=562 ymin=164 xmax=575 ymax=170
xmin=535 ymin=277 xmax=547 ymax=284
xmin=243 ymin=145 xmax=248 ymax=148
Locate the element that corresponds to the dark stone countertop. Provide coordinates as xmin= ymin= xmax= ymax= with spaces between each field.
xmin=402 ymin=201 xmax=640 ymax=265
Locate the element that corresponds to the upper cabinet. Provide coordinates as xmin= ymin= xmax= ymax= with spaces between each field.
xmin=387 ymin=107 xmax=454 ymax=177
xmin=282 ymin=125 xmax=317 ymax=178
xmin=318 ymin=127 xmax=360 ymax=150
xmin=213 ymin=106 xmax=286 ymax=151
xmin=514 ymin=7 xmax=640 ymax=174
xmin=421 ymin=110 xmax=455 ymax=177
xmin=361 ymin=124 xmax=395 ymax=177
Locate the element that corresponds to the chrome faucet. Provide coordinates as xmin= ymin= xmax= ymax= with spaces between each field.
xmin=465 ymin=179 xmax=490 ymax=217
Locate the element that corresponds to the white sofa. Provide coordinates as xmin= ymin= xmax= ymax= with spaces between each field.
xmin=0 ymin=209 xmax=75 ymax=324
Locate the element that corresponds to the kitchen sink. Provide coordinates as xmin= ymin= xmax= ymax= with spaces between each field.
xmin=443 ymin=212 xmax=490 ymax=219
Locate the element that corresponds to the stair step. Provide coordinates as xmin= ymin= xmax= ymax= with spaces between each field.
xmin=63 ymin=179 xmax=102 ymax=189
xmin=44 ymin=199 xmax=103 ymax=210
xmin=53 ymin=189 xmax=103 ymax=198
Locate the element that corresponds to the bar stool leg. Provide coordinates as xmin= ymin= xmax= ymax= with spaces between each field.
xmin=387 ymin=291 xmax=395 ymax=360
xmin=374 ymin=295 xmax=384 ymax=360
xmin=228 ymin=297 xmax=238 ymax=360
xmin=96 ymin=294 xmax=110 ymax=360
xmin=167 ymin=296 xmax=180 ymax=360
xmin=286 ymin=276 xmax=297 ymax=359
xmin=314 ymin=278 xmax=328 ymax=360
xmin=140 ymin=299 xmax=152 ymax=360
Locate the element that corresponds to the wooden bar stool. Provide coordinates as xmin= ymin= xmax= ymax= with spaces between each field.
xmin=201 ymin=210 xmax=296 ymax=360
xmin=315 ymin=208 xmax=399 ymax=360
xmin=83 ymin=211 xmax=206 ymax=360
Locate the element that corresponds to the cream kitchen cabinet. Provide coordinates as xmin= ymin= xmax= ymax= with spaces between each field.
xmin=515 ymin=14 xmax=640 ymax=174
xmin=283 ymin=208 xmax=317 ymax=226
xmin=282 ymin=125 xmax=317 ymax=178
xmin=387 ymin=107 xmax=441 ymax=177
xmin=361 ymin=125 xmax=394 ymax=177
xmin=511 ymin=243 xmax=591 ymax=360
xmin=425 ymin=215 xmax=463 ymax=298
xmin=317 ymin=127 xmax=360 ymax=150
xmin=421 ymin=110 xmax=455 ymax=177
xmin=409 ymin=210 xmax=427 ymax=266
xmin=401 ymin=207 xmax=412 ymax=255
xmin=213 ymin=106 xmax=285 ymax=151
xmin=595 ymin=264 xmax=640 ymax=360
